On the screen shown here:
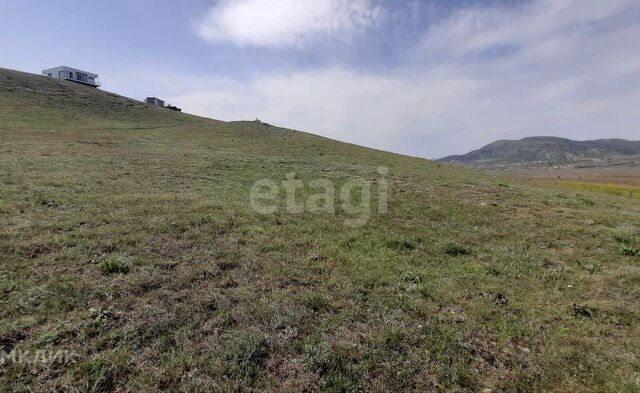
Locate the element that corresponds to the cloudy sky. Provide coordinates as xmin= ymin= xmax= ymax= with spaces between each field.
xmin=2 ymin=0 xmax=639 ymax=158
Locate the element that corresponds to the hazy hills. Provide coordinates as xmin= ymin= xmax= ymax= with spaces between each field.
xmin=440 ymin=136 xmax=640 ymax=169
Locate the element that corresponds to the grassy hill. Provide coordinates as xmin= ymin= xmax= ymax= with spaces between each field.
xmin=1 ymin=68 xmax=640 ymax=392
xmin=441 ymin=136 xmax=640 ymax=169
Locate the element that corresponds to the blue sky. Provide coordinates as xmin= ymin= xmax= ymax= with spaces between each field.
xmin=1 ymin=0 xmax=639 ymax=158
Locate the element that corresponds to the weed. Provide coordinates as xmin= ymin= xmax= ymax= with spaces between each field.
xmin=622 ymin=246 xmax=640 ymax=257
xmin=89 ymin=307 xmax=115 ymax=322
xmin=572 ymin=304 xmax=596 ymax=318
xmin=492 ymin=292 xmax=509 ymax=305
xmin=95 ymin=255 xmax=131 ymax=275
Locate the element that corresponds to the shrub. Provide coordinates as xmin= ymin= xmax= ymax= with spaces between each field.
xmin=96 ymin=255 xmax=131 ymax=275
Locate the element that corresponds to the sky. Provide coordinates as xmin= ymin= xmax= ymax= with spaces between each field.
xmin=1 ymin=0 xmax=639 ymax=158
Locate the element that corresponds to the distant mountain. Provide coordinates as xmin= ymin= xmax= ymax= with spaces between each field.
xmin=440 ymin=137 xmax=640 ymax=169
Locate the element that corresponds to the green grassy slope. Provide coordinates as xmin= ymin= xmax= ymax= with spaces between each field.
xmin=1 ymin=68 xmax=640 ymax=392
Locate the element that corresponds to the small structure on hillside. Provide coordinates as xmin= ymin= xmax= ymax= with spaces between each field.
xmin=145 ymin=97 xmax=165 ymax=107
xmin=42 ymin=66 xmax=100 ymax=87
xmin=145 ymin=96 xmax=181 ymax=112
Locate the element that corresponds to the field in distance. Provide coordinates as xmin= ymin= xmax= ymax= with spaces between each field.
xmin=496 ymin=167 xmax=640 ymax=200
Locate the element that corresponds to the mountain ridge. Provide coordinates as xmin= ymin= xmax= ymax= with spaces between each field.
xmin=440 ymin=136 xmax=640 ymax=168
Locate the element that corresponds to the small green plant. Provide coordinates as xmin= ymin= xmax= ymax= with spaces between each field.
xmin=443 ymin=242 xmax=472 ymax=256
xmin=95 ymin=255 xmax=131 ymax=275
xmin=622 ymin=246 xmax=640 ymax=257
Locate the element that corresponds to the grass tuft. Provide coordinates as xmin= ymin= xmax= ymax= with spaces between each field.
xmin=443 ymin=242 xmax=473 ymax=256
xmin=84 ymin=357 xmax=127 ymax=393
xmin=300 ymin=293 xmax=332 ymax=313
xmin=613 ymin=224 xmax=636 ymax=244
xmin=386 ymin=238 xmax=418 ymax=251
xmin=95 ymin=255 xmax=131 ymax=275
xmin=222 ymin=329 xmax=269 ymax=383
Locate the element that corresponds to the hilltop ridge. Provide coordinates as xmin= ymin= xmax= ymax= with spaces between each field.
xmin=0 ymin=67 xmax=204 ymax=129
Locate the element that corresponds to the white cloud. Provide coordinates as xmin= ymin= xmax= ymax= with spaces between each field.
xmin=173 ymin=0 xmax=640 ymax=158
xmin=421 ymin=0 xmax=634 ymax=57
xmin=194 ymin=0 xmax=383 ymax=48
